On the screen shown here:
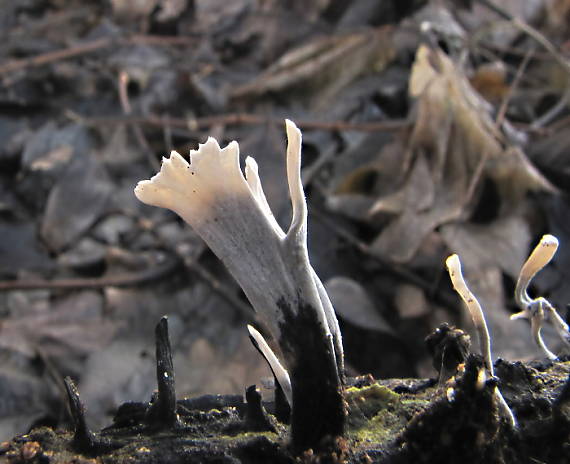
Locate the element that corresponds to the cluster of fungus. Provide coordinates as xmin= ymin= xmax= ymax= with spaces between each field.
xmin=445 ymin=234 xmax=570 ymax=430
xmin=135 ymin=119 xmax=569 ymax=454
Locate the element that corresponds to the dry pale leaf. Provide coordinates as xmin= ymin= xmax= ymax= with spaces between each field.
xmin=440 ymin=216 xmax=531 ymax=280
xmin=409 ymin=45 xmax=555 ymax=203
xmin=324 ymin=276 xmax=394 ymax=334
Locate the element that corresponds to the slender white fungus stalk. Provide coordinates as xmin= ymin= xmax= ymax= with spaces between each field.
xmin=135 ymin=119 xmax=345 ymax=449
xmin=446 ymin=254 xmax=493 ymax=374
xmin=247 ymin=324 xmax=292 ymax=406
xmin=446 ymin=254 xmax=517 ymax=428
xmin=511 ymin=234 xmax=570 ymax=360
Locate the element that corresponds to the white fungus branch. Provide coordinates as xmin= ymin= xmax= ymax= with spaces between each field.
xmin=446 ymin=254 xmax=517 ymax=428
xmin=446 ymin=254 xmax=493 ymax=374
xmin=247 ymin=324 xmax=292 ymax=406
xmin=511 ymin=234 xmax=570 ymax=360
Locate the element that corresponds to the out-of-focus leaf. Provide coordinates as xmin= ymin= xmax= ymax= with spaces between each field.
xmin=370 ymin=153 xmax=434 ymax=216
xmin=231 ymin=27 xmax=395 ymax=108
xmin=0 ymin=291 xmax=119 ymax=359
xmin=470 ymin=62 xmax=509 ymax=105
xmin=528 ymin=127 xmax=570 ymax=191
xmin=456 ymin=0 xmax=544 ymax=48
xmin=394 ymin=284 xmax=430 ymax=319
xmin=370 ymin=153 xmax=466 ymax=263
xmin=0 ymin=222 xmax=53 ymax=275
xmin=440 ymin=216 xmax=531 ymax=280
xmin=0 ymin=367 xmax=52 ymax=441
xmin=79 ymin=339 xmax=155 ymax=429
xmin=19 ymin=123 xmax=94 ymax=212
xmin=110 ymin=0 xmax=158 ymax=19
xmin=40 ymin=150 xmax=113 ymax=252
xmin=324 ymin=276 xmax=394 ymax=334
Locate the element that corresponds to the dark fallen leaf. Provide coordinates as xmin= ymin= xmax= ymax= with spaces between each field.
xmin=40 ymin=148 xmax=113 ymax=252
xmin=0 ymin=290 xmax=119 ymax=359
xmin=0 ymin=221 xmax=53 ymax=276
xmin=18 ymin=123 xmax=95 ymax=211
xmin=0 ymin=367 xmax=53 ymax=441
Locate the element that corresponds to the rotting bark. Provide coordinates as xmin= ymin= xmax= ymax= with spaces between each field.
xmin=2 ymin=359 xmax=569 ymax=464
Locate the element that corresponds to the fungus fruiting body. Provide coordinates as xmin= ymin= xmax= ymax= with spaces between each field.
xmin=511 ymin=234 xmax=570 ymax=360
xmin=446 ymin=254 xmax=517 ymax=428
xmin=135 ymin=120 xmax=345 ymax=450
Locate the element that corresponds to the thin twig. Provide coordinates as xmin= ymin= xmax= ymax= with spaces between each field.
xmin=118 ymin=71 xmax=160 ymax=171
xmin=0 ymin=252 xmax=181 ymax=291
xmin=0 ymin=35 xmax=198 ymax=76
xmin=495 ymin=47 xmax=534 ymax=127
xmin=475 ymin=0 xmax=570 ymax=75
xmin=531 ymin=86 xmax=570 ymax=129
xmin=72 ymin=112 xmax=410 ymax=133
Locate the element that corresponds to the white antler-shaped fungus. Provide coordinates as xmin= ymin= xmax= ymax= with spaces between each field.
xmin=511 ymin=234 xmax=570 ymax=360
xmin=135 ymin=120 xmax=345 ymax=450
xmin=446 ymin=254 xmax=517 ymax=428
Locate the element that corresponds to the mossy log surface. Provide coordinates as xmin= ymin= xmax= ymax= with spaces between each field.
xmin=2 ymin=356 xmax=569 ymax=464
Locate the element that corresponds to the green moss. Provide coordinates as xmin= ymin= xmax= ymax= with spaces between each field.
xmin=346 ymin=383 xmax=400 ymax=419
xmin=216 ymin=431 xmax=279 ymax=443
xmin=346 ymin=383 xmax=429 ymax=447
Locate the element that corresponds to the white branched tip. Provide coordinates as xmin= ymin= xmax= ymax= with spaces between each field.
xmin=446 ymin=254 xmax=517 ymax=428
xmin=135 ymin=120 xmax=345 ymax=448
xmin=511 ymin=234 xmax=570 ymax=360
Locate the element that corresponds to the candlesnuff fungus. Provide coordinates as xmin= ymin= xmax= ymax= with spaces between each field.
xmin=134 ymin=120 xmax=345 ymax=450
xmin=445 ymin=254 xmax=517 ymax=428
xmin=511 ymin=234 xmax=570 ymax=360
xmin=247 ymin=324 xmax=292 ymax=407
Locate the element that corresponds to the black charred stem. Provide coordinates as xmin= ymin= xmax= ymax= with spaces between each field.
xmin=145 ymin=316 xmax=180 ymax=428
xmin=274 ymin=382 xmax=291 ymax=424
xmin=63 ymin=377 xmax=98 ymax=453
xmin=277 ymin=298 xmax=346 ymax=452
xmin=245 ymin=385 xmax=277 ymax=432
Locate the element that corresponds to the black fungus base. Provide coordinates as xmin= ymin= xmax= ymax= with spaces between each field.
xmin=277 ymin=296 xmax=346 ymax=452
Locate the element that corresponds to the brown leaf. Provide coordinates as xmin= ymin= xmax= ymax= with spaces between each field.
xmin=409 ymin=45 xmax=555 ymax=203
